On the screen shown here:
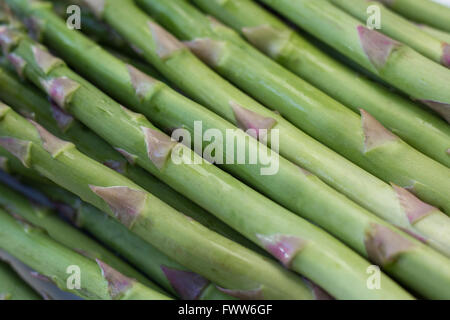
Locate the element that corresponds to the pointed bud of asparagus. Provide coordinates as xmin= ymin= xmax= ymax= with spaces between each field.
xmin=29 ymin=120 xmax=74 ymax=157
xmin=32 ymin=45 xmax=63 ymax=74
xmin=0 ymin=137 xmax=31 ymax=168
xmin=89 ymin=186 xmax=146 ymax=228
xmin=230 ymin=101 xmax=277 ymax=140
xmin=217 ymin=286 xmax=264 ymax=300
xmin=419 ymin=100 xmax=450 ymax=123
xmin=256 ymin=234 xmax=306 ymax=267
xmin=360 ymin=109 xmax=398 ymax=152
xmin=120 ymin=105 xmax=147 ymax=124
xmin=302 ymin=278 xmax=334 ymax=300
xmin=103 ymin=160 xmax=126 ymax=174
xmin=114 ymin=147 xmax=138 ymax=165
xmin=126 ymin=64 xmax=158 ymax=100
xmin=148 ymin=21 xmax=185 ymax=59
xmin=40 ymin=77 xmax=80 ymax=109
xmin=49 ymin=102 xmax=74 ymax=132
xmin=0 ymin=26 xmax=21 ymax=55
xmin=357 ymin=26 xmax=401 ymax=71
xmin=82 ymin=0 xmax=105 ymax=19
xmin=184 ymin=38 xmax=224 ymax=66
xmin=141 ymin=127 xmax=176 ymax=170
xmin=391 ymin=183 xmax=436 ymax=224
xmin=161 ymin=266 xmax=209 ymax=300
xmin=242 ymin=25 xmax=291 ymax=58
xmin=7 ymin=53 xmax=27 ymax=79
xmin=96 ymin=259 xmax=135 ymax=300
xmin=364 ymin=224 xmax=415 ymax=266
xmin=442 ymin=43 xmax=450 ymax=68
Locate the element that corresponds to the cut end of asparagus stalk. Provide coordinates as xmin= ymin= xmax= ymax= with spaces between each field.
xmin=184 ymin=38 xmax=225 ymax=67
xmin=6 ymin=53 xmax=27 ymax=78
xmin=0 ymin=137 xmax=31 ymax=168
xmin=419 ymin=100 xmax=450 ymax=123
xmin=357 ymin=26 xmax=401 ymax=71
xmin=217 ymin=286 xmax=264 ymax=300
xmin=39 ymin=77 xmax=81 ymax=110
xmin=242 ymin=25 xmax=290 ymax=58
xmin=160 ymin=266 xmax=209 ymax=300
xmin=31 ymin=45 xmax=63 ymax=75
xmin=81 ymin=0 xmax=105 ymax=19
xmin=29 ymin=120 xmax=74 ymax=158
xmin=391 ymin=183 xmax=436 ymax=224
xmin=230 ymin=101 xmax=277 ymax=141
xmin=141 ymin=127 xmax=176 ymax=170
xmin=256 ymin=234 xmax=306 ymax=267
xmin=89 ymin=186 xmax=146 ymax=228
xmin=364 ymin=224 xmax=415 ymax=267
xmin=147 ymin=21 xmax=185 ymax=60
xmin=126 ymin=64 xmax=158 ymax=100
xmin=96 ymin=259 xmax=135 ymax=300
xmin=360 ymin=109 xmax=399 ymax=152
xmin=442 ymin=43 xmax=450 ymax=68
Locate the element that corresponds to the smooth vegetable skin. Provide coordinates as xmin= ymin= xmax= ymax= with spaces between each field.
xmin=0 ymin=181 xmax=164 ymax=292
xmin=0 ymin=260 xmax=41 ymax=300
xmin=0 ymin=28 xmax=411 ymax=299
xmin=0 ymin=208 xmax=171 ymax=300
xmin=417 ymin=23 xmax=450 ymax=43
xmin=330 ymin=0 xmax=449 ymax=67
xmin=0 ymin=65 xmax=257 ymax=253
xmin=190 ymin=0 xmax=450 ymax=168
xmin=374 ymin=0 xmax=450 ymax=33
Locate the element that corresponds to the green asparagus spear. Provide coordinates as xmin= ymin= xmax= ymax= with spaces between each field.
xmin=257 ymin=0 xmax=450 ymax=123
xmin=0 ymin=260 xmax=41 ymax=300
xmin=0 ymin=181 xmax=166 ymax=292
xmin=373 ymin=0 xmax=450 ymax=33
xmin=0 ymin=208 xmax=171 ymax=300
xmin=0 ymin=64 xmax=257 ymax=251
xmin=329 ymin=0 xmax=449 ymax=67
xmin=190 ymin=0 xmax=450 ymax=167
xmin=417 ymin=23 xmax=450 ymax=43
xmin=0 ymin=27 xmax=414 ymax=299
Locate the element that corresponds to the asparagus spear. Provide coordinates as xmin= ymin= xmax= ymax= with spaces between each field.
xmin=417 ymin=23 xmax=450 ymax=43
xmin=0 ymin=208 xmax=171 ymax=300
xmin=0 ymin=181 xmax=166 ymax=292
xmin=258 ymin=0 xmax=450 ymax=122
xmin=0 ymin=30 xmax=414 ymax=299
xmin=103 ymin=0 xmax=450 ymax=220
xmin=329 ymin=0 xmax=449 ymax=68
xmin=374 ymin=0 xmax=450 ymax=33
xmin=0 ymin=64 xmax=256 ymax=251
xmin=0 ymin=260 xmax=41 ymax=300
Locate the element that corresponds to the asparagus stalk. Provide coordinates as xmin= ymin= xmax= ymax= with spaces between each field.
xmin=0 ymin=29 xmax=413 ymax=299
xmin=374 ymin=0 xmax=450 ymax=32
xmin=0 ymin=181 xmax=166 ymax=292
xmin=0 ymin=260 xmax=41 ymax=300
xmin=2 ymin=7 xmax=449 ymax=300
xmin=0 ymin=208 xmax=171 ymax=300
xmin=0 ymin=64 xmax=256 ymax=251
xmin=0 ymin=160 xmax=236 ymax=300
xmin=417 ymin=24 xmax=450 ymax=43
xmin=329 ymin=0 xmax=450 ymax=67
xmin=113 ymin=0 xmax=450 ymax=216
xmin=259 ymin=0 xmax=450 ymax=122
xmin=188 ymin=0 xmax=450 ymax=167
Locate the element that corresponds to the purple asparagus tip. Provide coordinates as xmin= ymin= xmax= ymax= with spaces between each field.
xmin=161 ymin=266 xmax=209 ymax=300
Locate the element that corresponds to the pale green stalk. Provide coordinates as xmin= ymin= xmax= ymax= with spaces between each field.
xmin=0 ymin=260 xmax=41 ymax=300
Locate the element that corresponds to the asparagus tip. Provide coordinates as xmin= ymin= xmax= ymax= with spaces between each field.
xmin=0 ymin=137 xmax=31 ymax=168
xmin=184 ymin=38 xmax=224 ymax=67
xmin=147 ymin=21 xmax=185 ymax=59
xmin=256 ymin=234 xmax=305 ymax=267
xmin=230 ymin=101 xmax=276 ymax=140
xmin=419 ymin=100 xmax=450 ymax=123
xmin=126 ymin=64 xmax=158 ymax=100
xmin=242 ymin=24 xmax=290 ymax=58
xmin=6 ymin=53 xmax=27 ymax=79
xmin=357 ymin=25 xmax=400 ymax=70
xmin=31 ymin=45 xmax=63 ymax=74
xmin=29 ymin=119 xmax=73 ymax=157
xmin=391 ymin=183 xmax=436 ymax=224
xmin=141 ymin=127 xmax=176 ymax=170
xmin=89 ymin=186 xmax=145 ymax=228
xmin=114 ymin=147 xmax=138 ymax=165
xmin=216 ymin=286 xmax=264 ymax=300
xmin=40 ymin=77 xmax=81 ymax=109
xmin=96 ymin=259 xmax=135 ymax=300
xmin=103 ymin=160 xmax=126 ymax=174
xmin=364 ymin=224 xmax=415 ymax=267
xmin=49 ymin=102 xmax=74 ymax=132
xmin=442 ymin=43 xmax=450 ymax=68
xmin=360 ymin=109 xmax=398 ymax=152
xmin=161 ymin=266 xmax=209 ymax=300
xmin=302 ymin=278 xmax=334 ymax=300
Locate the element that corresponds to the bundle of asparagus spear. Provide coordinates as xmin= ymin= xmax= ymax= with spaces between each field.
xmin=0 ymin=0 xmax=449 ymax=301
